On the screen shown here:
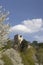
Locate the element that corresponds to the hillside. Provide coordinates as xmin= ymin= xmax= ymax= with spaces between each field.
xmin=0 ymin=36 xmax=43 ymax=65
xmin=0 ymin=43 xmax=43 ymax=65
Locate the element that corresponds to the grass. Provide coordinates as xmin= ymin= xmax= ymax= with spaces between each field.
xmin=20 ymin=47 xmax=36 ymax=65
xmin=1 ymin=54 xmax=13 ymax=65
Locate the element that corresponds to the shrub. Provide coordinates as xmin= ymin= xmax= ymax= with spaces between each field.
xmin=20 ymin=48 xmax=35 ymax=65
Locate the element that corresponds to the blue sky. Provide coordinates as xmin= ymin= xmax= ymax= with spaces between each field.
xmin=0 ymin=0 xmax=43 ymax=42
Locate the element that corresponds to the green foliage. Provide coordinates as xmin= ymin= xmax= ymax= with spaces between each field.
xmin=20 ymin=47 xmax=36 ymax=65
xmin=32 ymin=41 xmax=38 ymax=44
xmin=38 ymin=43 xmax=43 ymax=48
xmin=0 ymin=47 xmax=5 ymax=51
xmin=36 ymin=48 xmax=43 ymax=64
xmin=1 ymin=54 xmax=13 ymax=65
xmin=32 ymin=41 xmax=38 ymax=47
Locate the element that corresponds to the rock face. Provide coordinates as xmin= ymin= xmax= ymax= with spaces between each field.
xmin=0 ymin=60 xmax=4 ymax=65
xmin=14 ymin=34 xmax=23 ymax=45
xmin=2 ymin=48 xmax=23 ymax=65
xmin=14 ymin=34 xmax=23 ymax=50
xmin=0 ymin=51 xmax=4 ymax=65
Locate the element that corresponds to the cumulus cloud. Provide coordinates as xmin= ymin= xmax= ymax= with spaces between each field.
xmin=10 ymin=24 xmax=31 ymax=33
xmin=9 ymin=19 xmax=43 ymax=33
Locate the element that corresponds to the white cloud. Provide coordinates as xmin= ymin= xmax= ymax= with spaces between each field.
xmin=34 ymin=35 xmax=43 ymax=42
xmin=10 ymin=24 xmax=31 ymax=33
xmin=40 ymin=28 xmax=43 ymax=31
xmin=10 ymin=19 xmax=43 ymax=33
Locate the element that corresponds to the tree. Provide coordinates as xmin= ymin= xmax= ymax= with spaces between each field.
xmin=0 ymin=6 xmax=10 ymax=47
xmin=32 ymin=41 xmax=38 ymax=48
xmin=32 ymin=41 xmax=38 ymax=45
xmin=20 ymin=39 xmax=28 ymax=51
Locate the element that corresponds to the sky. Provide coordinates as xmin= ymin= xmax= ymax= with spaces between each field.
xmin=0 ymin=0 xmax=43 ymax=42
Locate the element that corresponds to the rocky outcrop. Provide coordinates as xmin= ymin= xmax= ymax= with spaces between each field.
xmin=0 ymin=48 xmax=23 ymax=65
xmin=0 ymin=51 xmax=4 ymax=65
xmin=0 ymin=60 xmax=4 ymax=65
